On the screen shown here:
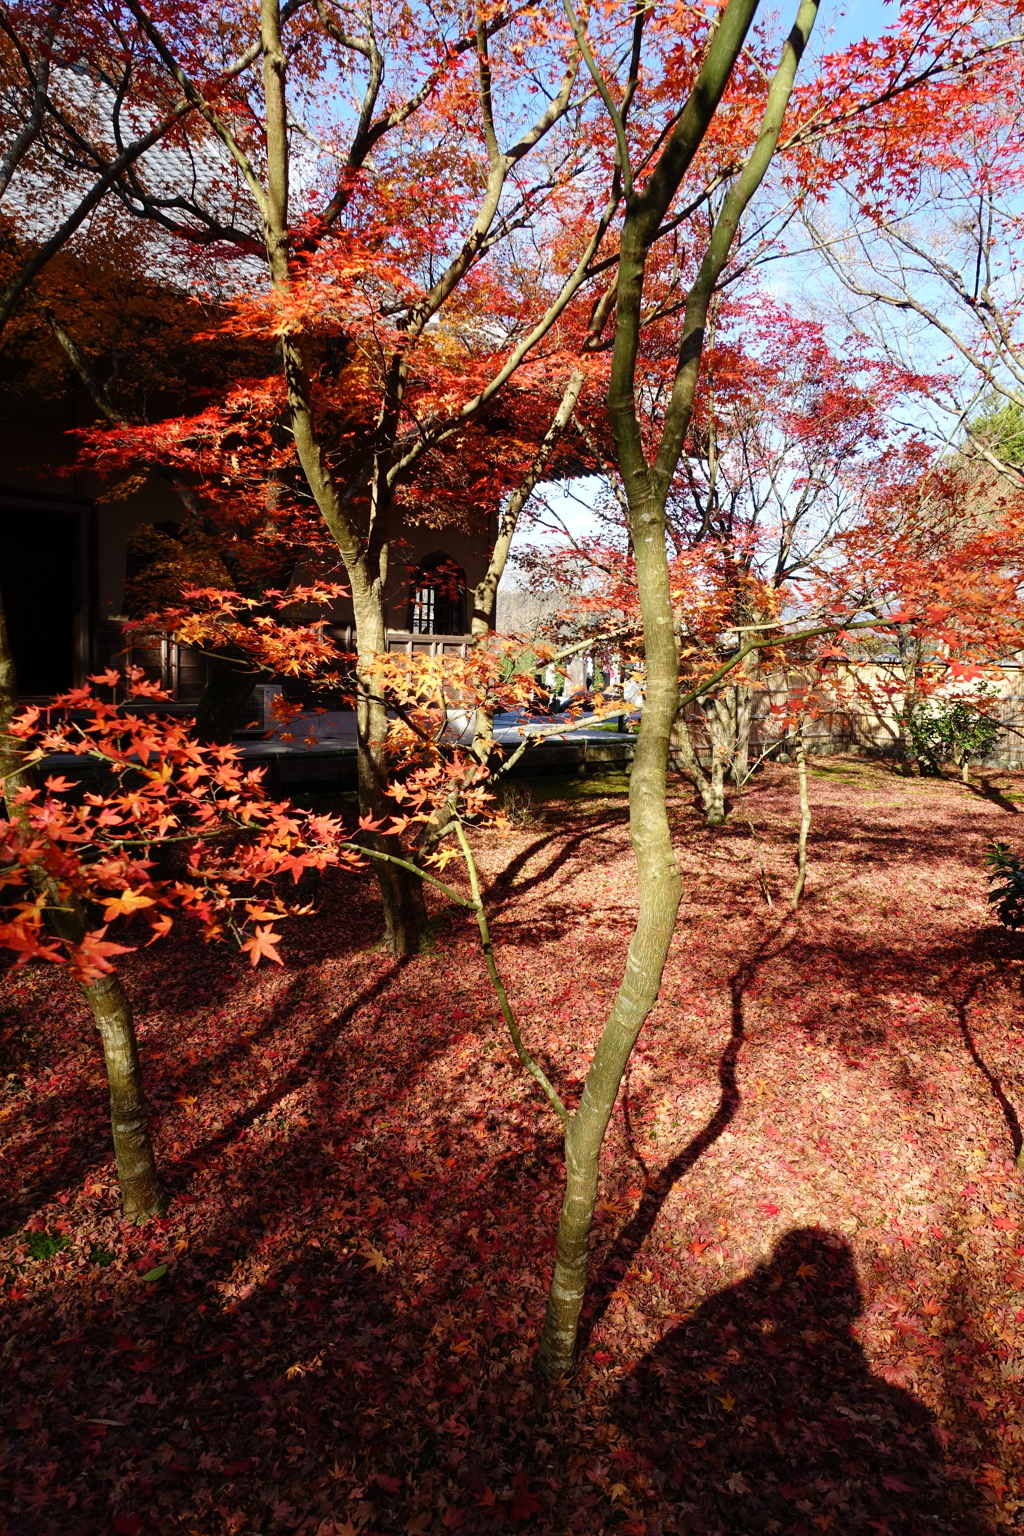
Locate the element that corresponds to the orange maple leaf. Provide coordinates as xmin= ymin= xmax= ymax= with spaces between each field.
xmin=240 ymin=924 xmax=283 ymax=966
xmin=145 ymin=913 xmax=173 ymax=945
xmin=101 ymin=890 xmax=156 ymax=921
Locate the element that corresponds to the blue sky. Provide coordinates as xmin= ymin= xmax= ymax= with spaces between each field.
xmin=509 ymin=1 xmax=906 ymax=566
xmin=816 ymin=1 xmax=896 ymax=53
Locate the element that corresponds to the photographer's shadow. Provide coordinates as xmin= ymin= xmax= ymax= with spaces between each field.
xmin=618 ymin=1228 xmax=980 ymax=1534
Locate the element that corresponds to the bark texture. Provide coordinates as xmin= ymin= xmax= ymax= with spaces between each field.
xmin=672 ymin=710 xmax=727 ymax=824
xmin=84 ymin=972 xmax=165 ymax=1220
xmin=55 ymin=927 xmax=166 ymax=1220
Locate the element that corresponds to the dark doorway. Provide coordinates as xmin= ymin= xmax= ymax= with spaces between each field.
xmin=0 ymin=501 xmax=82 ymax=695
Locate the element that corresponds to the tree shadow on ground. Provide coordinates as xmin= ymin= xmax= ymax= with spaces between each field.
xmin=953 ymin=973 xmax=1023 ymax=1167
xmin=579 ymin=934 xmax=797 ymax=1350
xmin=962 ymin=774 xmax=1020 ymax=816
xmin=0 ymin=944 xmax=417 ymax=1227
xmin=486 ymin=815 xmax=626 ymax=908
xmin=617 ymin=1226 xmax=984 ymax=1535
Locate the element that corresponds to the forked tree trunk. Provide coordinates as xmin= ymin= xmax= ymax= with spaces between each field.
xmin=671 ymin=711 xmax=727 ymax=825
xmin=731 ymin=673 xmax=757 ymax=785
xmin=536 ymin=0 xmax=819 ymax=1378
xmin=0 ymin=591 xmax=164 ymax=1219
xmin=536 ymin=478 xmax=682 ymax=1378
xmin=707 ymin=687 xmax=743 ymax=798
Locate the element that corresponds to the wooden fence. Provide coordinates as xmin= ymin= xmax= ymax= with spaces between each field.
xmin=679 ymin=672 xmax=1024 ymax=772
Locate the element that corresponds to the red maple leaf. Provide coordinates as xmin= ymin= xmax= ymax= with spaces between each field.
xmin=510 ymin=1488 xmax=543 ymax=1521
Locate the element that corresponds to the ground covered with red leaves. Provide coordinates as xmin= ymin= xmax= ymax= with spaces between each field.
xmin=2 ymin=756 xmax=1024 ymax=1536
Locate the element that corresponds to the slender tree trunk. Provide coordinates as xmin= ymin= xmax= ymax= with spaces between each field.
xmin=792 ymin=721 xmax=811 ymax=909
xmin=0 ymin=590 xmax=164 ymax=1219
xmin=259 ymin=0 xmax=429 ymax=954
xmin=468 ymin=370 xmax=587 ymax=765
xmin=671 ymin=710 xmax=727 ymax=825
xmin=535 ymin=0 xmax=818 ymax=1377
xmin=536 ymin=480 xmax=681 ymax=1379
xmin=470 ymin=371 xmax=587 ymax=639
xmin=47 ymin=903 xmax=166 ymax=1220
xmin=85 ymin=975 xmax=162 ymax=1218
xmin=897 ymin=625 xmax=923 ymax=776
xmin=706 ymin=749 xmax=727 ymax=825
xmin=731 ymin=662 xmax=759 ymax=785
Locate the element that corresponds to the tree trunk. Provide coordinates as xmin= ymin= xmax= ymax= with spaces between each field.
xmin=0 ymin=589 xmax=164 ymax=1219
xmin=536 ymin=481 xmax=682 ymax=1378
xmin=671 ymin=710 xmax=727 ymax=825
xmin=703 ymin=698 xmax=732 ymax=824
xmin=86 ymin=973 xmax=164 ymax=1217
xmin=470 ymin=370 xmax=587 ymax=639
xmin=48 ymin=902 xmax=165 ymax=1220
xmin=706 ymin=749 xmax=727 ymax=825
xmin=535 ymin=0 xmax=818 ymax=1377
xmin=792 ymin=722 xmax=811 ymax=908
xmin=351 ymin=583 xmax=428 ymax=956
xmin=195 ymin=654 xmax=264 ymax=744
xmin=731 ymin=666 xmax=758 ymax=786
xmin=467 ymin=369 xmax=587 ymax=768
xmin=897 ymin=625 xmax=923 ymax=776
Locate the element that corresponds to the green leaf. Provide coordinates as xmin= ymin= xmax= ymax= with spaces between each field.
xmin=140 ymin=1263 xmax=168 ymax=1283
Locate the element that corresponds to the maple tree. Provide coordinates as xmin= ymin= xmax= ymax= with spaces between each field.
xmin=526 ymin=0 xmax=825 ymax=1379
xmin=5 ymin=0 xmax=1024 ymax=1469
xmin=662 ymin=304 xmax=914 ymax=822
xmin=0 ymin=630 xmax=358 ymax=1218
xmin=39 ymin=0 xmax=1018 ymax=960
xmin=0 ymin=0 xmax=276 ymax=336
xmin=801 ymin=2 xmax=1024 ymax=484
xmin=63 ymin=0 xmax=610 ymax=953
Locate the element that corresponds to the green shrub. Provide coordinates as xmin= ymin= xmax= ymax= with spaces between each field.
xmin=904 ymin=694 xmax=1001 ymax=775
xmin=985 ymin=841 xmax=1024 ymax=930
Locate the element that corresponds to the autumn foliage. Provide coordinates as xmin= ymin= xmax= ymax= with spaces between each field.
xmin=5 ymin=0 xmax=1024 ymax=1528
xmin=0 ymin=670 xmax=358 ymax=979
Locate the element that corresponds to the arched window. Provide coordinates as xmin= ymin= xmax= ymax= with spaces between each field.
xmin=408 ymin=552 xmax=466 ymax=634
